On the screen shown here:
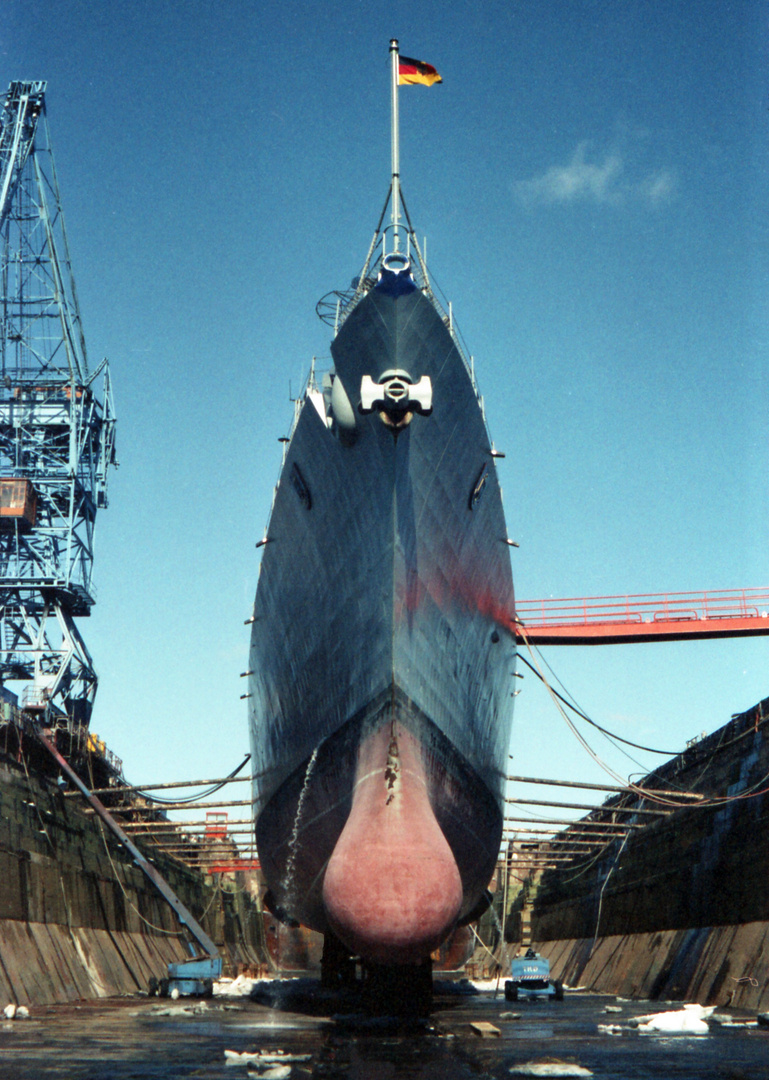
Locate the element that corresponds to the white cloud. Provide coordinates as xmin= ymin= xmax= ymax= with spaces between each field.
xmin=515 ymin=141 xmax=676 ymax=208
xmin=639 ymin=169 xmax=677 ymax=204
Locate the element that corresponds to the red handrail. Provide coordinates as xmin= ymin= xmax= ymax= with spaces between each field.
xmin=515 ymin=588 xmax=769 ymax=629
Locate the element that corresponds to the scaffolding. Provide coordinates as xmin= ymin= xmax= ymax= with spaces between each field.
xmin=0 ymin=80 xmax=116 ymax=730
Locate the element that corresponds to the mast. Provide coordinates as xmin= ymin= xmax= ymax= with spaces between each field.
xmin=389 ymin=38 xmax=401 ymax=253
xmin=317 ymin=41 xmax=442 ymax=331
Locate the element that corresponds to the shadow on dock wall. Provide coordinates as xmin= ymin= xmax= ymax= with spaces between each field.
xmin=514 ymin=702 xmax=769 ymax=1012
xmin=537 ymin=922 xmax=769 ymax=1013
xmin=0 ymin=755 xmax=268 ymax=1006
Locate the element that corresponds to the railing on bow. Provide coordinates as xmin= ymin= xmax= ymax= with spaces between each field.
xmin=514 ymin=588 xmax=769 ymax=645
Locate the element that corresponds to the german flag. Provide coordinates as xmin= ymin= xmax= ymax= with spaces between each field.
xmin=398 ymin=56 xmax=442 ymax=87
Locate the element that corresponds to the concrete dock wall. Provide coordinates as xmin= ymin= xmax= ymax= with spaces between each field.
xmin=537 ymin=921 xmax=769 ymax=1013
xmin=522 ymin=700 xmax=769 ymax=1010
xmin=531 ymin=709 xmax=769 ymax=941
xmin=0 ymin=755 xmax=266 ymax=1005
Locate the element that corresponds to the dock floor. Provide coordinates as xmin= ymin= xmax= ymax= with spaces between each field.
xmin=1 ymin=982 xmax=766 ymax=1079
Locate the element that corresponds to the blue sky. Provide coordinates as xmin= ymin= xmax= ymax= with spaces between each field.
xmin=3 ymin=1 xmax=768 ymax=816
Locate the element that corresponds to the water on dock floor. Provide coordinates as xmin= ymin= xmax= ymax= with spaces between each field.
xmin=1 ymin=982 xmax=767 ymax=1079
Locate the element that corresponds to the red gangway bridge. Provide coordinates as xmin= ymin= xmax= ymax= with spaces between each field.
xmin=514 ymin=587 xmax=769 ymax=645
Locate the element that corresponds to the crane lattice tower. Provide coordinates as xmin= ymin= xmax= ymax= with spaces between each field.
xmin=0 ymin=80 xmax=116 ymax=733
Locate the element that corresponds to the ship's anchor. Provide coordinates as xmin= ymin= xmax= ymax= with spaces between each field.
xmin=359 ymin=368 xmax=432 ymax=430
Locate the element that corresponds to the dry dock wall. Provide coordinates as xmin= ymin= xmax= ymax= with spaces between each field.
xmin=537 ymin=923 xmax=769 ymax=1013
xmin=0 ymin=755 xmax=266 ymax=1005
xmin=525 ymin=699 xmax=769 ymax=1011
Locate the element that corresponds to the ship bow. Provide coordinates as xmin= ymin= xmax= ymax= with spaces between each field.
xmin=322 ymin=722 xmax=463 ymax=963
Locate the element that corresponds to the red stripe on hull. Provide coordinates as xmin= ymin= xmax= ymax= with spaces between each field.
xmin=322 ymin=722 xmax=463 ymax=964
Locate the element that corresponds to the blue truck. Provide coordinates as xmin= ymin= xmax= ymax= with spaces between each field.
xmin=504 ymin=949 xmax=564 ymax=1001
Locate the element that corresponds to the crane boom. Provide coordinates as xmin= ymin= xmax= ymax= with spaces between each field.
xmin=0 ymin=81 xmax=46 ymax=230
xmin=35 ymin=728 xmax=222 ymax=966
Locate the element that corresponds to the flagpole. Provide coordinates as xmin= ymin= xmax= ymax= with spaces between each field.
xmin=389 ymin=38 xmax=401 ymax=253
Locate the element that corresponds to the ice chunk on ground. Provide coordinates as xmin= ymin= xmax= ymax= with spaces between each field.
xmin=224 ymin=1050 xmax=311 ymax=1066
xmin=468 ymin=978 xmax=506 ymax=992
xmin=509 ymin=1062 xmax=593 ymax=1076
xmin=636 ymin=1004 xmax=711 ymax=1034
xmin=215 ymin=974 xmax=262 ymax=997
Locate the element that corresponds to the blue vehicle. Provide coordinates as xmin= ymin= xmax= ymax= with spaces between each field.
xmin=504 ymin=949 xmax=564 ymax=1001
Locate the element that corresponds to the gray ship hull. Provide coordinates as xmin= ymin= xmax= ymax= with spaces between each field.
xmin=249 ymin=266 xmax=516 ymax=962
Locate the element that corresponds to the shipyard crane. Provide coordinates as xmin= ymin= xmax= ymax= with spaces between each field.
xmin=0 ymin=81 xmax=116 ymax=733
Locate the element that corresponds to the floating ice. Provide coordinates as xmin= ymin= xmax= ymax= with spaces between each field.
xmin=507 ymin=1067 xmax=591 ymax=1075
xmin=225 ymin=1050 xmax=267 ymax=1064
xmin=149 ymin=1003 xmax=209 ymax=1017
xmin=215 ymin=974 xmax=261 ymax=997
xmin=1 ymin=1004 xmax=28 ymax=1020
xmin=468 ymin=978 xmax=506 ymax=992
xmin=597 ymin=1023 xmax=623 ymax=1036
xmin=224 ymin=1049 xmax=311 ymax=1066
xmin=636 ymin=1004 xmax=712 ymax=1034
